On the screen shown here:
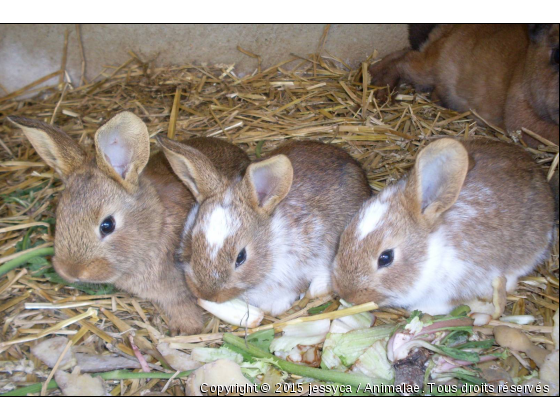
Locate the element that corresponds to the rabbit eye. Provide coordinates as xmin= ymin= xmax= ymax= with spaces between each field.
xmin=378 ymin=249 xmax=394 ymax=268
xmin=100 ymin=216 xmax=116 ymax=237
xmin=552 ymin=48 xmax=559 ymax=65
xmin=235 ymin=248 xmax=247 ymax=268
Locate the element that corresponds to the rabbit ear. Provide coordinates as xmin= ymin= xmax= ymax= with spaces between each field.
xmin=528 ymin=24 xmax=552 ymax=42
xmin=8 ymin=116 xmax=87 ymax=180
xmin=94 ymin=112 xmax=150 ymax=192
xmin=408 ymin=138 xmax=469 ymax=224
xmin=243 ymin=155 xmax=293 ymax=215
xmin=157 ymin=135 xmax=223 ymax=202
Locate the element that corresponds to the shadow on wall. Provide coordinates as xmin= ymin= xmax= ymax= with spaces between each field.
xmin=0 ymin=24 xmax=409 ymax=94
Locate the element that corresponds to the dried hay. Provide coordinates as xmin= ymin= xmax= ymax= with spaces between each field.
xmin=0 ymin=30 xmax=558 ymax=396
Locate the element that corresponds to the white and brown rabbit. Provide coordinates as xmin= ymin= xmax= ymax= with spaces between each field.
xmin=157 ymin=138 xmax=371 ymax=316
xmin=9 ymin=112 xmax=250 ymax=334
xmin=332 ymin=137 xmax=555 ymax=319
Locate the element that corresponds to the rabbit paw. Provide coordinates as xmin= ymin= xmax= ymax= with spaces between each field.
xmin=167 ymin=308 xmax=204 ymax=336
xmin=260 ymin=295 xmax=297 ymax=317
xmin=307 ymin=271 xmax=332 ymax=299
xmin=467 ymin=299 xmax=495 ymax=326
xmin=168 ymin=318 xmax=203 ymax=336
xmin=368 ymin=50 xmax=407 ymax=103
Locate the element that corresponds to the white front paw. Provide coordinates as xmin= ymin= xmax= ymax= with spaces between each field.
xmin=466 ymin=299 xmax=494 ymax=326
xmin=307 ymin=274 xmax=332 ymax=298
xmin=259 ymin=295 xmax=297 ymax=316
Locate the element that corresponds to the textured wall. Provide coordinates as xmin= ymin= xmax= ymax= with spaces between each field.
xmin=0 ymin=24 xmax=408 ymax=93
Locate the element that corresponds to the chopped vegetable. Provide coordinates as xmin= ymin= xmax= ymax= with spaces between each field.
xmin=275 ymin=345 xmax=322 ymax=367
xmin=185 ymin=359 xmax=253 ymax=396
xmin=246 ymin=329 xmax=274 ymax=352
xmin=156 ymin=343 xmax=202 ymax=371
xmin=431 ymin=354 xmax=497 ymax=384
xmin=240 ymin=360 xmax=278 ymax=379
xmin=260 ymin=366 xmax=286 ymax=393
xmin=270 ymin=319 xmax=330 ymax=353
xmin=197 ymin=298 xmax=264 ymax=328
xmin=31 ymin=337 xmax=76 ymax=370
xmin=320 ymin=333 xmax=345 ymax=371
xmin=404 ymin=314 xmax=426 ymax=334
xmin=54 ymin=368 xmax=107 ymax=396
xmin=307 ymin=302 xmax=331 ymax=315
xmin=494 ymin=326 xmax=550 ymax=367
xmin=330 ymin=326 xmax=394 ymax=366
xmin=351 ymin=339 xmax=394 ymax=381
xmin=224 ymin=333 xmax=387 ymax=389
xmin=281 ymin=319 xmax=331 ymax=338
xmin=191 ymin=347 xmax=244 ymax=364
xmin=388 ymin=315 xmax=474 ymax=362
xmin=329 ymin=299 xmax=375 ymax=334
xmin=498 ymin=315 xmax=536 ymax=325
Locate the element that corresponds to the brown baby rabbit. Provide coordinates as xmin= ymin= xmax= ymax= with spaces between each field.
xmin=332 ymin=137 xmax=555 ymax=318
xmin=158 ymin=139 xmax=371 ymax=316
xmin=369 ymin=24 xmax=559 ymax=147
xmin=9 ymin=112 xmax=249 ymax=334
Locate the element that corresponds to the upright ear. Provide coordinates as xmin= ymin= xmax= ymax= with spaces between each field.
xmin=407 ymin=138 xmax=469 ymax=224
xmin=528 ymin=24 xmax=552 ymax=42
xmin=242 ymin=155 xmax=293 ymax=215
xmin=8 ymin=116 xmax=87 ymax=180
xmin=94 ymin=111 xmax=150 ymax=191
xmin=156 ymin=135 xmax=224 ymax=202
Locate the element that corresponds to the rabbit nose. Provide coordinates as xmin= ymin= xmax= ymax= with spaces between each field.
xmin=196 ymin=289 xmax=222 ymax=302
xmin=331 ymin=278 xmax=355 ymax=302
xmin=193 ymin=286 xmax=237 ymax=303
xmin=186 ymin=277 xmax=222 ymax=302
xmin=340 ymin=290 xmax=369 ymax=305
xmin=331 ymin=275 xmax=343 ymax=295
xmin=333 ymin=285 xmax=343 ymax=299
xmin=207 ymin=287 xmax=244 ymax=303
xmin=53 ymin=259 xmax=87 ymax=282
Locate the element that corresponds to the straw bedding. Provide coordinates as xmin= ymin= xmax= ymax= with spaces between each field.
xmin=0 ymin=31 xmax=558 ymax=396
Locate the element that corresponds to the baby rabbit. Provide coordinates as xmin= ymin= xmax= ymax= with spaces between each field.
xmin=9 ymin=112 xmax=249 ymax=334
xmin=332 ymin=137 xmax=555 ymax=318
xmin=157 ymin=139 xmax=371 ymax=316
xmin=369 ymin=24 xmax=559 ymax=146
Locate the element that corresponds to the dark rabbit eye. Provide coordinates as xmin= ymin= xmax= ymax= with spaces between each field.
xmin=378 ymin=249 xmax=394 ymax=268
xmin=552 ymin=48 xmax=559 ymax=65
xmin=100 ymin=216 xmax=116 ymax=237
xmin=235 ymin=248 xmax=247 ymax=268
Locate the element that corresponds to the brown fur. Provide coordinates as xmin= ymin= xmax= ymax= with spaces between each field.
xmin=369 ymin=24 xmax=559 ymax=146
xmin=9 ymin=113 xmax=250 ymax=334
xmin=333 ymin=137 xmax=555 ymax=315
xmin=161 ymin=139 xmax=372 ymax=315
xmin=156 ymin=135 xmax=249 ymax=203
xmin=408 ymin=24 xmax=439 ymax=51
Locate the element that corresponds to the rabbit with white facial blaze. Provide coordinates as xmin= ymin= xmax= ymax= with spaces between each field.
xmin=10 ymin=112 xmax=249 ymax=334
xmin=158 ymin=139 xmax=371 ymax=316
xmin=332 ymin=137 xmax=555 ymax=319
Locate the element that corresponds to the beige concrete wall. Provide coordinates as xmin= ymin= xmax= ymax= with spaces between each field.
xmin=0 ymin=24 xmax=408 ymax=93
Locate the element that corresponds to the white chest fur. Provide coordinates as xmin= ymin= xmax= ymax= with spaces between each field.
xmin=244 ymin=210 xmax=332 ymax=315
